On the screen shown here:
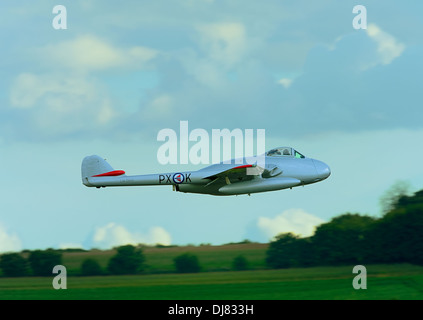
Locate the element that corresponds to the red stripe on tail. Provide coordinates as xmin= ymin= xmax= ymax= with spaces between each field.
xmin=92 ymin=170 xmax=125 ymax=177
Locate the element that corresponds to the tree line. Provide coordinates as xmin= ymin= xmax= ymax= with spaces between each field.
xmin=0 ymin=244 xmax=250 ymax=277
xmin=266 ymin=189 xmax=423 ymax=268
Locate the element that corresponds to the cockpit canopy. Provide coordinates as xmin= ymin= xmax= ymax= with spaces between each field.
xmin=266 ymin=147 xmax=305 ymax=159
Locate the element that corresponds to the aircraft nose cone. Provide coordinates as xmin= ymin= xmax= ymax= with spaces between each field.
xmin=313 ymin=160 xmax=331 ymax=180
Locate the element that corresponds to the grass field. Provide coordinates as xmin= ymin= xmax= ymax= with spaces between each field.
xmin=2 ymin=244 xmax=423 ymax=300
xmin=61 ymin=243 xmax=269 ymax=275
xmin=1 ymin=264 xmax=423 ymax=300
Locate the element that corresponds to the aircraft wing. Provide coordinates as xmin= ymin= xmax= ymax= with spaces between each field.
xmin=198 ymin=163 xmax=299 ymax=195
xmin=202 ymin=164 xmax=252 ymax=178
xmin=201 ymin=163 xmax=282 ymax=180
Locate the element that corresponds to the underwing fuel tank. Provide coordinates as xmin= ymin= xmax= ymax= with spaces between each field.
xmin=218 ymin=177 xmax=301 ymax=195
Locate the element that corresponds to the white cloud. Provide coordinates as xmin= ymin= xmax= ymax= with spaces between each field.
xmin=257 ymin=209 xmax=324 ymax=240
xmin=9 ymin=73 xmax=45 ymax=109
xmin=142 ymin=94 xmax=173 ymax=120
xmin=9 ymin=72 xmax=117 ymax=136
xmin=196 ymin=22 xmax=247 ymax=67
xmin=10 ymin=73 xmax=97 ymax=109
xmin=91 ymin=223 xmax=171 ymax=249
xmin=278 ymin=78 xmax=293 ymax=88
xmin=8 ymin=34 xmax=158 ymax=137
xmin=96 ymin=99 xmax=116 ymax=125
xmin=38 ymin=34 xmax=158 ymax=72
xmin=0 ymin=224 xmax=22 ymax=253
xmin=367 ymin=23 xmax=405 ymax=66
xmin=174 ymin=22 xmax=249 ymax=89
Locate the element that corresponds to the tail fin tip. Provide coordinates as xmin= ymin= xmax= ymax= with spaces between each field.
xmin=81 ymin=155 xmax=124 ymax=186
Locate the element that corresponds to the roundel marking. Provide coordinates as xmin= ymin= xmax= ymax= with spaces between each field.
xmin=173 ymin=173 xmax=184 ymax=184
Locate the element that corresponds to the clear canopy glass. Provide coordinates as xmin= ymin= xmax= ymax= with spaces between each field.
xmin=266 ymin=147 xmax=305 ymax=158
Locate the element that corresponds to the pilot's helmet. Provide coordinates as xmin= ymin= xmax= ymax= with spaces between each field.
xmin=283 ymin=149 xmax=290 ymax=155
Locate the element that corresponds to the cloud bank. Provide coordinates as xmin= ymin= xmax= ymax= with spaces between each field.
xmin=87 ymin=223 xmax=171 ymax=249
xmin=257 ymin=209 xmax=325 ymax=240
xmin=0 ymin=223 xmax=22 ymax=253
xmin=3 ymin=2 xmax=421 ymax=142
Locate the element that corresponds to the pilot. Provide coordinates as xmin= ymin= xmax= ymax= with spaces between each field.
xmin=268 ymin=149 xmax=282 ymax=156
xmin=283 ymin=149 xmax=290 ymax=155
xmin=268 ymin=149 xmax=278 ymax=156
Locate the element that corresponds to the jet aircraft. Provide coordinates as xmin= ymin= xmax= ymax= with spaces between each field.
xmin=81 ymin=147 xmax=330 ymax=195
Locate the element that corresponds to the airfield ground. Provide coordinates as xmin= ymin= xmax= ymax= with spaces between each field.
xmin=1 ymin=243 xmax=423 ymax=300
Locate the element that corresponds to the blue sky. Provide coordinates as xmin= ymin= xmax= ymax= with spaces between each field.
xmin=1 ymin=1 xmax=423 ymax=252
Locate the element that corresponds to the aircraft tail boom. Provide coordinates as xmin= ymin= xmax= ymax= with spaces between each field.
xmin=81 ymin=155 xmax=203 ymax=188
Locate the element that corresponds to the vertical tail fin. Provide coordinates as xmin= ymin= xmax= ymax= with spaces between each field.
xmin=81 ymin=155 xmax=124 ymax=187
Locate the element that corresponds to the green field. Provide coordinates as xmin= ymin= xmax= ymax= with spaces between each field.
xmin=61 ymin=243 xmax=269 ymax=275
xmin=1 ymin=243 xmax=423 ymax=300
xmin=1 ymin=264 xmax=423 ymax=300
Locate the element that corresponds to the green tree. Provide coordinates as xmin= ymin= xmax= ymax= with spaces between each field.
xmin=0 ymin=253 xmax=29 ymax=277
xmin=232 ymin=255 xmax=249 ymax=271
xmin=107 ymin=245 xmax=145 ymax=275
xmin=80 ymin=258 xmax=103 ymax=276
xmin=395 ymin=190 xmax=423 ymax=211
xmin=28 ymin=249 xmax=62 ymax=276
xmin=312 ymin=213 xmax=376 ymax=265
xmin=173 ymin=253 xmax=201 ymax=273
xmin=266 ymin=233 xmax=314 ymax=268
xmin=379 ymin=180 xmax=412 ymax=215
xmin=367 ymin=201 xmax=423 ymax=265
